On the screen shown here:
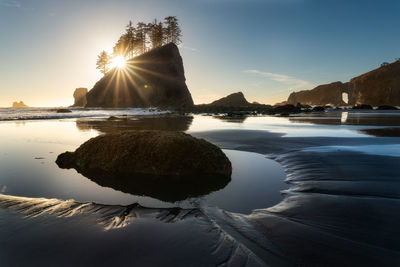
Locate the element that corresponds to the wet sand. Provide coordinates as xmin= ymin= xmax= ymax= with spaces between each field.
xmin=1 ymin=112 xmax=400 ymax=266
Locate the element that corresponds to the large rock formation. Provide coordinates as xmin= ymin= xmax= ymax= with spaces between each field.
xmin=72 ymin=88 xmax=87 ymax=107
xmin=287 ymin=82 xmax=352 ymax=106
xmin=56 ymin=130 xmax=231 ymax=201
xmin=85 ymin=43 xmax=194 ymax=108
xmin=57 ymin=130 xmax=231 ymax=177
xmin=287 ymin=60 xmax=400 ymax=106
xmin=349 ymin=61 xmax=400 ymax=106
xmin=209 ymin=92 xmax=250 ymax=107
xmin=12 ymin=101 xmax=28 ymax=108
xmin=191 ymin=92 xmax=274 ymax=114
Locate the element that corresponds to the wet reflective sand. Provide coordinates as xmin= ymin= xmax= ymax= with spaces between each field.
xmin=1 ymin=110 xmax=400 ymax=266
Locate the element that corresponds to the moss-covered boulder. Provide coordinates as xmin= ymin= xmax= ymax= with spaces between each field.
xmin=56 ymin=130 xmax=232 ymax=201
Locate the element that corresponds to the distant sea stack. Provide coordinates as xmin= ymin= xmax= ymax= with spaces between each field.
xmin=12 ymin=101 xmax=28 ymax=108
xmin=72 ymin=88 xmax=88 ymax=107
xmin=287 ymin=60 xmax=400 ymax=106
xmin=85 ymin=43 xmax=194 ymax=108
xmin=209 ymin=92 xmax=250 ymax=107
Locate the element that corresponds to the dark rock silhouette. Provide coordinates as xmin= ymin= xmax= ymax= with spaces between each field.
xmin=377 ymin=105 xmax=398 ymax=110
xmin=287 ymin=60 xmax=400 ymax=106
xmin=12 ymin=101 xmax=28 ymax=108
xmin=56 ymin=109 xmax=72 ymax=113
xmin=352 ymin=104 xmax=373 ymax=110
xmin=312 ymin=106 xmax=325 ymax=112
xmin=209 ymin=92 xmax=250 ymax=107
xmin=272 ymin=104 xmax=301 ymax=114
xmin=85 ymin=43 xmax=193 ymax=108
xmin=72 ymin=88 xmax=88 ymax=107
xmin=191 ymin=92 xmax=275 ymax=114
xmin=56 ymin=131 xmax=231 ymax=201
xmin=296 ymin=103 xmax=311 ymax=109
xmin=359 ymin=128 xmax=400 ymax=137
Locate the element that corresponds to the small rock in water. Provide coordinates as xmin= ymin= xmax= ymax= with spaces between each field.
xmin=377 ymin=105 xmax=398 ymax=110
xmin=312 ymin=106 xmax=325 ymax=112
xmin=56 ymin=109 xmax=72 ymax=113
xmin=352 ymin=104 xmax=373 ymax=110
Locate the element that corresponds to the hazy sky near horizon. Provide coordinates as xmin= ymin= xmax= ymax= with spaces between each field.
xmin=1 ymin=0 xmax=399 ymax=107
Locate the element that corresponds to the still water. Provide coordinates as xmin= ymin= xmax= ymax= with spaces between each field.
xmin=0 ymin=119 xmax=287 ymax=214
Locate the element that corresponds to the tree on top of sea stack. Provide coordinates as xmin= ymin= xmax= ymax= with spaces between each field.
xmin=96 ymin=50 xmax=111 ymax=76
xmin=97 ymin=16 xmax=182 ymax=76
xmin=164 ymin=16 xmax=182 ymax=45
xmin=149 ymin=19 xmax=165 ymax=49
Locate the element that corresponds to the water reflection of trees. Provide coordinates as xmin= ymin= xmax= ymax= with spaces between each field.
xmin=76 ymin=115 xmax=193 ymax=133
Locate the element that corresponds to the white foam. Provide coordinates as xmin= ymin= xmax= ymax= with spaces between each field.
xmin=0 ymin=107 xmax=169 ymax=121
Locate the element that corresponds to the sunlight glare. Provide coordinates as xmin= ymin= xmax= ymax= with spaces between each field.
xmin=111 ymin=56 xmax=126 ymax=69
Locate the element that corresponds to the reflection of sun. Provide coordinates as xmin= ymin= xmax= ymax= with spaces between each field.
xmin=111 ymin=56 xmax=126 ymax=69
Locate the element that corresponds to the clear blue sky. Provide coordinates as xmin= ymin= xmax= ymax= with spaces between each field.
xmin=0 ymin=0 xmax=399 ymax=106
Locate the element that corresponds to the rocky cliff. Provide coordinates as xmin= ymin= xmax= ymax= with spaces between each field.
xmin=72 ymin=88 xmax=88 ymax=107
xmin=209 ymin=92 xmax=250 ymax=107
xmin=350 ymin=61 xmax=400 ymax=106
xmin=287 ymin=60 xmax=400 ymax=106
xmin=85 ymin=43 xmax=193 ymax=108
xmin=287 ymin=82 xmax=351 ymax=106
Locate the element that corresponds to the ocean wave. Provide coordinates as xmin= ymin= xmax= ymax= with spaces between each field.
xmin=0 ymin=107 xmax=169 ymax=121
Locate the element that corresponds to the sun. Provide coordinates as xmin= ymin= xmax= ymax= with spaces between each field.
xmin=111 ymin=56 xmax=126 ymax=69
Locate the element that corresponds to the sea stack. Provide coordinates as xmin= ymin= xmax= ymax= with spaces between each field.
xmin=209 ymin=92 xmax=251 ymax=107
xmin=12 ymin=101 xmax=28 ymax=108
xmin=72 ymin=88 xmax=88 ymax=107
xmin=85 ymin=43 xmax=194 ymax=109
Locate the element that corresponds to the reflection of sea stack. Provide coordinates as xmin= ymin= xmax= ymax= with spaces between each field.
xmin=75 ymin=115 xmax=193 ymax=133
xmin=85 ymin=43 xmax=193 ymax=108
xmin=72 ymin=88 xmax=88 ymax=107
xmin=12 ymin=101 xmax=28 ymax=108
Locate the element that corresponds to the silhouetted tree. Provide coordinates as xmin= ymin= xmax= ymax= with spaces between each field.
xmin=149 ymin=19 xmax=164 ymax=49
xmin=113 ymin=34 xmax=129 ymax=58
xmin=135 ymin=22 xmax=148 ymax=55
xmin=125 ymin=20 xmax=136 ymax=58
xmin=381 ymin=62 xmax=389 ymax=67
xmin=164 ymin=16 xmax=181 ymax=45
xmin=96 ymin=50 xmax=111 ymax=75
xmin=107 ymin=16 xmax=181 ymax=67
